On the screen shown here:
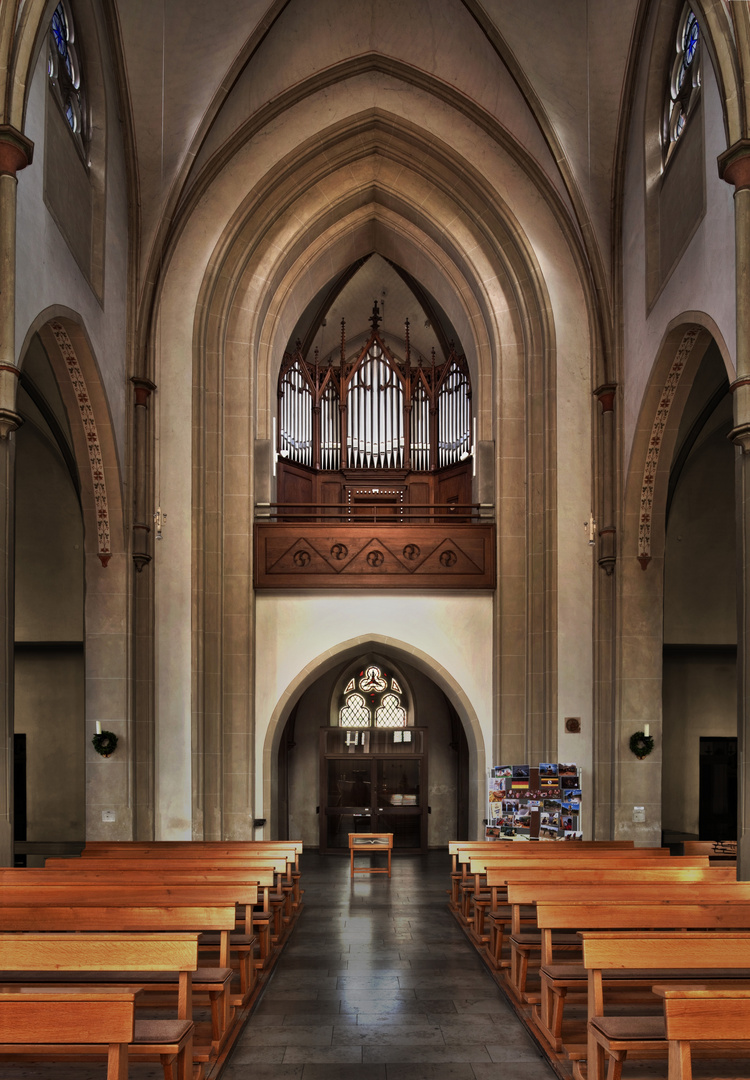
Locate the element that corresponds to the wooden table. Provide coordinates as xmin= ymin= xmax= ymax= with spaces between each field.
xmin=349 ymin=833 xmax=393 ymax=878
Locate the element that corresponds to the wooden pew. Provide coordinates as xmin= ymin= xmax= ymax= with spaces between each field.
xmin=0 ymin=880 xmax=259 ymax=1005
xmin=0 ymin=933 xmax=197 ymax=1080
xmin=0 ymin=990 xmax=139 ymax=1080
xmin=0 ymin=904 xmax=236 ymax=1059
xmin=502 ymin=877 xmax=744 ymax=1002
xmin=448 ymin=840 xmax=645 ymax=909
xmin=461 ymin=855 xmax=711 ymax=941
xmin=531 ymin=895 xmax=750 ymax=1055
xmin=45 ymin=856 xmax=291 ymax=955
xmin=582 ymin=931 xmax=750 ymax=1080
xmin=653 ymin=983 xmax=750 ymax=1080
xmin=15 ymin=864 xmax=282 ymax=974
xmin=80 ymin=841 xmax=305 ymax=910
xmin=482 ymin=866 xmax=735 ymax=976
xmin=454 ymin=846 xmax=689 ymax=923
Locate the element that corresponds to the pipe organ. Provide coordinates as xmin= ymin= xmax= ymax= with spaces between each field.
xmin=277 ymin=303 xmax=472 ymax=509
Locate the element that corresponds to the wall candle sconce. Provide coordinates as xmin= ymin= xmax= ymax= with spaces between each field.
xmin=154 ymin=506 xmax=167 ymax=541
xmin=584 ymin=512 xmax=597 ymax=545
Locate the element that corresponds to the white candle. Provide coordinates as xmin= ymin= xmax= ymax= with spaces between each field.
xmin=644 ymin=724 xmax=650 ymax=737
xmin=96 ymin=722 xmax=102 ymax=734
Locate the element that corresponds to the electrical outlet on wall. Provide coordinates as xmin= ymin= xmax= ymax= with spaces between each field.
xmin=632 ymin=806 xmax=645 ymax=823
xmin=101 ymin=810 xmax=116 ymax=822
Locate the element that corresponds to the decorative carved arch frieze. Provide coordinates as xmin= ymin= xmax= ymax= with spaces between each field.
xmin=637 ymin=326 xmax=700 ymax=570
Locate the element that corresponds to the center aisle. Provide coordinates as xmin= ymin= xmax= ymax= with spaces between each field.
xmin=219 ymin=849 xmax=555 ymax=1080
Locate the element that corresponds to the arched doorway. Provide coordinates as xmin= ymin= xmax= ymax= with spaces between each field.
xmin=662 ymin=338 xmax=736 ymax=842
xmin=276 ymin=651 xmax=469 ymax=850
xmin=13 ymin=331 xmax=85 ymax=865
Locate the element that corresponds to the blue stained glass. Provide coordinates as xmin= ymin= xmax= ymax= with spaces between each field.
xmin=52 ymin=7 xmax=67 ymax=57
xmin=684 ymin=15 xmax=699 ymax=64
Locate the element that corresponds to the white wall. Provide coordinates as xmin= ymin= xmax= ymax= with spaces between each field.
xmin=255 ymin=592 xmax=493 ymax=838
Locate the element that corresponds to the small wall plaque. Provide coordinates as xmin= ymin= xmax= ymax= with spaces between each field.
xmin=564 ymin=717 xmax=581 ymax=734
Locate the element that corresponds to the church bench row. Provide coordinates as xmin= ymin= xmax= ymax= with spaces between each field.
xmin=447 ymin=845 xmax=750 ymax=1080
xmin=449 ymin=843 xmax=684 ymax=913
xmin=0 ymin=933 xmax=198 ymax=1080
xmin=0 ymin=903 xmax=237 ymax=1060
xmin=45 ymin=856 xmax=295 ymax=955
xmin=79 ymin=841 xmax=304 ymax=905
xmin=503 ymin=876 xmax=743 ymax=999
xmin=459 ymin=853 xmax=714 ymax=940
xmin=485 ymin=866 xmax=736 ymax=981
xmin=0 ymin=880 xmax=258 ymax=1005
xmin=447 ymin=840 xmax=638 ymax=907
xmin=0 ymin=843 xmax=304 ymax=1075
xmin=529 ymin=893 xmax=750 ymax=1055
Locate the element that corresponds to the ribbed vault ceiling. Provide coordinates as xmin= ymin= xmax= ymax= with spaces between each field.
xmin=113 ymin=0 xmax=641 ymax=318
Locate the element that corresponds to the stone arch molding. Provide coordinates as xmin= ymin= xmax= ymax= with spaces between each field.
xmin=19 ymin=309 xmax=131 ymax=839
xmin=261 ymin=635 xmax=487 ymax=838
xmin=192 ymin=110 xmax=561 ymax=444
xmin=613 ymin=312 xmax=729 ymax=845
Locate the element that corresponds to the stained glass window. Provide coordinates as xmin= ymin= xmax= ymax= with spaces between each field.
xmin=48 ymin=1 xmax=87 ymax=151
xmin=664 ymin=5 xmax=700 ymax=161
xmin=339 ymin=693 xmax=371 ymax=728
xmin=375 ymin=693 xmax=407 ymax=728
xmin=335 ymin=661 xmax=409 ymax=729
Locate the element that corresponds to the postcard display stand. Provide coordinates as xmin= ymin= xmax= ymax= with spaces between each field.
xmin=486 ymin=763 xmax=583 ymax=840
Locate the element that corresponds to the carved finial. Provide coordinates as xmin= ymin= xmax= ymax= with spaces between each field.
xmin=405 ymin=318 xmax=411 ymax=364
xmin=370 ymin=300 xmax=381 ymax=332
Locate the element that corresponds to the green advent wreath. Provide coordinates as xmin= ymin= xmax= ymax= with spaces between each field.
xmin=629 ymin=730 xmax=654 ymax=759
xmin=92 ymin=729 xmax=118 ymax=757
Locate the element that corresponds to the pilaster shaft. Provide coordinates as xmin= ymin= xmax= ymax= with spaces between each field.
xmin=0 ymin=126 xmax=32 ymax=866
xmin=719 ymin=141 xmax=750 ymax=878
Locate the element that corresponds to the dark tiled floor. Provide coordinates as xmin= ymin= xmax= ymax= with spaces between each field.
xmin=220 ymin=849 xmax=555 ymax=1080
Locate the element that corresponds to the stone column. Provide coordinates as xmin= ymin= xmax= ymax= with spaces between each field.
xmin=0 ymin=125 xmax=33 ymax=866
xmin=593 ymin=386 xmax=617 ymax=839
xmin=131 ymin=377 xmax=156 ymax=838
xmin=719 ymin=141 xmax=750 ymax=879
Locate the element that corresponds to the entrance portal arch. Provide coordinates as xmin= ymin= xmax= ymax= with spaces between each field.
xmin=262 ymin=633 xmax=487 ymax=842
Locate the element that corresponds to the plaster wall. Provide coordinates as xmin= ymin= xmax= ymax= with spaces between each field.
xmin=621 ymin=17 xmax=736 ymax=472
xmin=15 ymin=20 xmax=129 ymax=464
xmin=14 ymin=649 xmax=85 ymax=847
xmin=255 ymin=593 xmax=493 ymax=839
xmin=662 ymin=651 xmax=736 ymax=835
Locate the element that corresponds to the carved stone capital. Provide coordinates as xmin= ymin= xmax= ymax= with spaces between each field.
xmin=0 ymin=126 xmax=34 ymax=177
xmin=131 ymin=376 xmax=156 ymax=408
xmin=729 ymin=422 xmax=750 ymax=452
xmin=594 ymin=384 xmax=617 ymax=413
xmin=0 ymin=409 xmax=23 ymax=439
xmin=718 ymin=140 xmax=750 ymax=191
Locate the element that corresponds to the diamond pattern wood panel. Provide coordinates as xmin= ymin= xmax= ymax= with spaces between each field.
xmin=254 ymin=524 xmax=495 ymax=589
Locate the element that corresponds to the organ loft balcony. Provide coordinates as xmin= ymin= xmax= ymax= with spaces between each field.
xmin=254 ymin=300 xmax=495 ymax=591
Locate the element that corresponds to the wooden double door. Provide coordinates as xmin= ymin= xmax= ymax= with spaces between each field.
xmin=319 ymin=727 xmax=428 ymax=854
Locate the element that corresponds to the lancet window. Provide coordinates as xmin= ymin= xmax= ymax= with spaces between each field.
xmin=278 ymin=302 xmax=471 ymax=474
xmin=48 ymin=1 xmax=87 ymax=151
xmin=338 ymin=663 xmax=408 ymax=729
xmin=664 ymin=4 xmax=700 ymax=160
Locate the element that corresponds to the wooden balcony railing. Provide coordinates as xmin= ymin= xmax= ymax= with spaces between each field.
xmin=254 ymin=504 xmax=495 ymax=590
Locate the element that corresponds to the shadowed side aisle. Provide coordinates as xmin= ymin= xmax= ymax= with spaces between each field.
xmin=218 ymin=849 xmax=554 ymax=1080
